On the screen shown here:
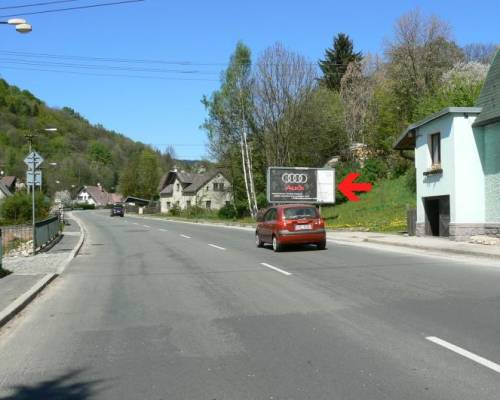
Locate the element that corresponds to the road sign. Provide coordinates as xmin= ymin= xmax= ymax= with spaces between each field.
xmin=24 ymin=151 xmax=44 ymax=170
xmin=267 ymin=167 xmax=335 ymax=204
xmin=26 ymin=170 xmax=42 ymax=186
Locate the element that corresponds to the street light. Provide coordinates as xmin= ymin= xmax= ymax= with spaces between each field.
xmin=0 ymin=18 xmax=32 ymax=34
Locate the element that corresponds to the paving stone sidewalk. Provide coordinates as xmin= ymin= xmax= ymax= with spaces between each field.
xmin=0 ymin=214 xmax=82 ymax=315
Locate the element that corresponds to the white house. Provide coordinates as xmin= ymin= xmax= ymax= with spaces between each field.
xmin=394 ymin=51 xmax=500 ymax=241
xmin=158 ymin=170 xmax=232 ymax=213
xmin=75 ymin=184 xmax=123 ymax=207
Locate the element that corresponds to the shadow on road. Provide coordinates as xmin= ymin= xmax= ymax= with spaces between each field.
xmin=262 ymin=244 xmax=325 ymax=252
xmin=0 ymin=369 xmax=104 ymax=400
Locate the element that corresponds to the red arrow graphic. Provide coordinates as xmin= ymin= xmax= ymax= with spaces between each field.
xmin=338 ymin=172 xmax=373 ymax=202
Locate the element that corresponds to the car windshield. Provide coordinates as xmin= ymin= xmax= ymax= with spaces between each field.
xmin=284 ymin=207 xmax=318 ymax=220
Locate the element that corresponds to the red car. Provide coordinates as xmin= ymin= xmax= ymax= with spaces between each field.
xmin=255 ymin=204 xmax=327 ymax=252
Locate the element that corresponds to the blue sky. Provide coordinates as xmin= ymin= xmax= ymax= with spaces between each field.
xmin=1 ymin=0 xmax=498 ymax=160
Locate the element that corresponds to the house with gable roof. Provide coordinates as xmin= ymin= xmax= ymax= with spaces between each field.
xmin=75 ymin=184 xmax=123 ymax=207
xmin=158 ymin=169 xmax=232 ymax=213
xmin=394 ymin=51 xmax=500 ymax=241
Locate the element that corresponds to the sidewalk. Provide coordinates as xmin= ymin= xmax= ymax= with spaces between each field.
xmin=327 ymin=230 xmax=500 ymax=259
xmin=0 ymin=212 xmax=84 ymax=327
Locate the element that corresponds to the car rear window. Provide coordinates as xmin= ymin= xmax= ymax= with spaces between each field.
xmin=284 ymin=207 xmax=318 ymax=220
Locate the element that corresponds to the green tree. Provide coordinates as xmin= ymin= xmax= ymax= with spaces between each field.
xmin=319 ymin=33 xmax=363 ymax=91
xmin=137 ymin=149 xmax=160 ymax=199
xmin=202 ymin=41 xmax=258 ymax=214
xmin=0 ymin=192 xmax=50 ymax=224
xmin=88 ymin=141 xmax=112 ymax=165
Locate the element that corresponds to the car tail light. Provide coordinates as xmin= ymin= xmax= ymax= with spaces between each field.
xmin=314 ymin=218 xmax=325 ymax=228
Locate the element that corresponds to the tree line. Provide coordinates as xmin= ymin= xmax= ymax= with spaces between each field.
xmin=202 ymin=9 xmax=497 ymax=216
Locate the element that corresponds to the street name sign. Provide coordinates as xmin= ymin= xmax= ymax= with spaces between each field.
xmin=26 ymin=170 xmax=42 ymax=186
xmin=267 ymin=167 xmax=335 ymax=204
xmin=24 ymin=151 xmax=44 ymax=170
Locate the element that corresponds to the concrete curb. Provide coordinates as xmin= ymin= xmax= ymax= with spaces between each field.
xmin=0 ymin=212 xmax=86 ymax=329
xmin=0 ymin=273 xmax=57 ymax=328
xmin=59 ymin=211 xmax=87 ymax=274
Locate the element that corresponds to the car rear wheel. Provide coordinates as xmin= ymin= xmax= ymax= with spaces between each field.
xmin=272 ymin=236 xmax=282 ymax=252
xmin=255 ymin=232 xmax=263 ymax=248
xmin=317 ymin=240 xmax=326 ymax=250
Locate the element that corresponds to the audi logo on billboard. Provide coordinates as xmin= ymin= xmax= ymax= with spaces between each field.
xmin=281 ymin=173 xmax=308 ymax=184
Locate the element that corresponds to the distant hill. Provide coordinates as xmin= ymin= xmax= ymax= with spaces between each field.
xmin=0 ymin=78 xmax=183 ymax=195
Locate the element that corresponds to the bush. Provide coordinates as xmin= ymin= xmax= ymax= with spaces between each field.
xmin=362 ymin=158 xmax=389 ymax=183
xmin=74 ymin=203 xmax=96 ymax=210
xmin=169 ymin=204 xmax=181 ymax=216
xmin=218 ymin=204 xmax=238 ymax=219
xmin=184 ymin=205 xmax=206 ymax=218
xmin=405 ymin=166 xmax=416 ymax=193
xmin=0 ymin=192 xmax=50 ymax=224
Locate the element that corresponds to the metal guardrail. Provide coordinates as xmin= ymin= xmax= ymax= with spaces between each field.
xmin=35 ymin=216 xmax=60 ymax=251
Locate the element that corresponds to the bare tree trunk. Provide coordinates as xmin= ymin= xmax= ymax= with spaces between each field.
xmin=243 ymin=129 xmax=258 ymax=215
xmin=240 ymin=138 xmax=252 ymax=215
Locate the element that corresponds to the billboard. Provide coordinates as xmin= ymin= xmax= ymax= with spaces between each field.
xmin=267 ymin=167 xmax=335 ymax=204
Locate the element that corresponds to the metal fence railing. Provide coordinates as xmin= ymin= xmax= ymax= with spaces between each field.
xmin=35 ymin=216 xmax=60 ymax=251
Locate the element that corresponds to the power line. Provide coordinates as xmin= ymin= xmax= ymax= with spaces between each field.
xmin=0 ymin=49 xmax=352 ymax=67
xmin=0 ymin=64 xmax=219 ymax=81
xmin=0 ymin=58 xmax=220 ymax=75
xmin=0 ymin=1 xmax=82 ymax=11
xmin=0 ymin=0 xmax=144 ymax=18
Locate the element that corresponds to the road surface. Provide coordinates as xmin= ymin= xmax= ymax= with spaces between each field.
xmin=0 ymin=210 xmax=499 ymax=399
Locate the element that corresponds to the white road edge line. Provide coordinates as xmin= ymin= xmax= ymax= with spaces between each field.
xmin=180 ymin=234 xmax=191 ymax=239
xmin=426 ymin=336 xmax=500 ymax=374
xmin=260 ymin=262 xmax=292 ymax=276
xmin=208 ymin=244 xmax=226 ymax=250
xmin=143 ymin=225 xmax=151 ymax=228
xmin=159 ymin=228 xmax=168 ymax=232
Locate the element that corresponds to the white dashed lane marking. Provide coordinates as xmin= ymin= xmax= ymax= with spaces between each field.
xmin=180 ymin=234 xmax=191 ymax=239
xmin=426 ymin=336 xmax=500 ymax=374
xmin=208 ymin=244 xmax=226 ymax=250
xmin=260 ymin=262 xmax=292 ymax=276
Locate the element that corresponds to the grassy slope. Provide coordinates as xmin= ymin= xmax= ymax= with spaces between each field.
xmin=152 ymin=176 xmax=416 ymax=233
xmin=320 ymin=175 xmax=416 ymax=232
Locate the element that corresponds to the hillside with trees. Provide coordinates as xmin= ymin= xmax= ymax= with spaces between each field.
xmin=0 ymin=79 xmax=177 ymax=198
xmin=202 ymin=9 xmax=497 ymax=222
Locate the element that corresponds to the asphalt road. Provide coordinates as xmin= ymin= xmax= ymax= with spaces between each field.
xmin=0 ymin=210 xmax=499 ymax=399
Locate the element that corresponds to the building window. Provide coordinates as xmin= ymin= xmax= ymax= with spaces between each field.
xmin=225 ymin=201 xmax=231 ymax=207
xmin=167 ymin=202 xmax=171 ymax=209
xmin=430 ymin=133 xmax=441 ymax=167
xmin=213 ymin=182 xmax=224 ymax=192
xmin=176 ymin=183 xmax=180 ymax=192
xmin=206 ymin=185 xmax=209 ymax=191
xmin=176 ymin=201 xmax=180 ymax=206
xmin=206 ymin=200 xmax=211 ymax=209
xmin=187 ymin=200 xmax=191 ymax=207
